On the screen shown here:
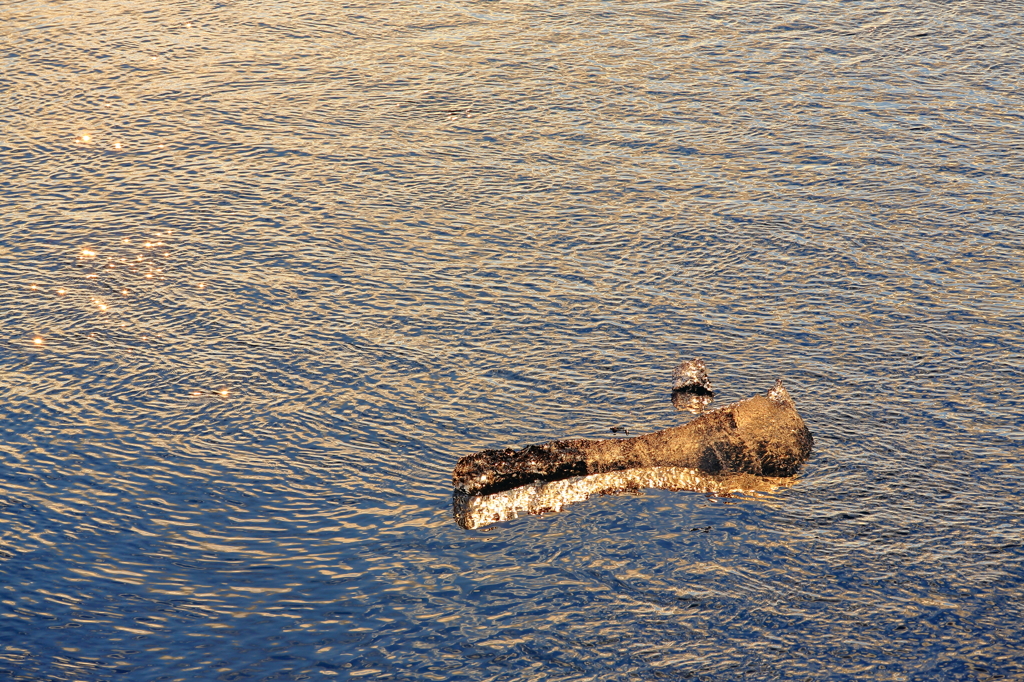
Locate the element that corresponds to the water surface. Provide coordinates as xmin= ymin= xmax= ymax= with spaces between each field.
xmin=2 ymin=0 xmax=1023 ymax=679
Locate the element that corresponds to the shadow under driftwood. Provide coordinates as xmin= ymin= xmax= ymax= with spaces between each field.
xmin=452 ymin=360 xmax=814 ymax=529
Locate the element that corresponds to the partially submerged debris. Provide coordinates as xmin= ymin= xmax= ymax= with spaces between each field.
xmin=451 ymin=362 xmax=814 ymax=527
xmin=453 ymin=379 xmax=812 ymax=497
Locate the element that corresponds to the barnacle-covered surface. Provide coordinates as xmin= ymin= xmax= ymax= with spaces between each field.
xmin=671 ymin=357 xmax=715 ymax=413
xmin=453 ymin=467 xmax=796 ymax=529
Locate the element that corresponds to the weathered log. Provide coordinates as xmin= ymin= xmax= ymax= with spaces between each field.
xmin=452 ymin=379 xmax=813 ymax=497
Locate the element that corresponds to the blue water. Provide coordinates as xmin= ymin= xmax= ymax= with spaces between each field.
xmin=2 ymin=0 xmax=1023 ymax=679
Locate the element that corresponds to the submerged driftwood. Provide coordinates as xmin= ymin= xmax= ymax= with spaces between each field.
xmin=453 ymin=468 xmax=799 ymax=529
xmin=452 ymin=379 xmax=813 ymax=497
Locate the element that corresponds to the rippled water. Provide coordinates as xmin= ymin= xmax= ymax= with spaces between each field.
xmin=2 ymin=0 xmax=1023 ymax=679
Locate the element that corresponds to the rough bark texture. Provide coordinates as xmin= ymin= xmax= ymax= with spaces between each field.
xmin=453 ymin=379 xmax=813 ymax=496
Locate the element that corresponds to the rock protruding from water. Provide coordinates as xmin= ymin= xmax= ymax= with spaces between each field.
xmin=671 ymin=357 xmax=715 ymax=413
xmin=452 ymin=379 xmax=813 ymax=497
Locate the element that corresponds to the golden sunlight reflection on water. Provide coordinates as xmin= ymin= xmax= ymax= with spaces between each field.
xmin=0 ymin=0 xmax=1023 ymax=680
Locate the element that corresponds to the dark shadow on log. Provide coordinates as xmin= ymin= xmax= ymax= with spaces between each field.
xmin=452 ymin=379 xmax=813 ymax=499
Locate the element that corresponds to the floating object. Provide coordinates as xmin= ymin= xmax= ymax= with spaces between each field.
xmin=454 ymin=379 xmax=811 ymax=496
xmin=451 ymin=368 xmax=813 ymax=527
xmin=671 ymin=357 xmax=714 ymax=413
